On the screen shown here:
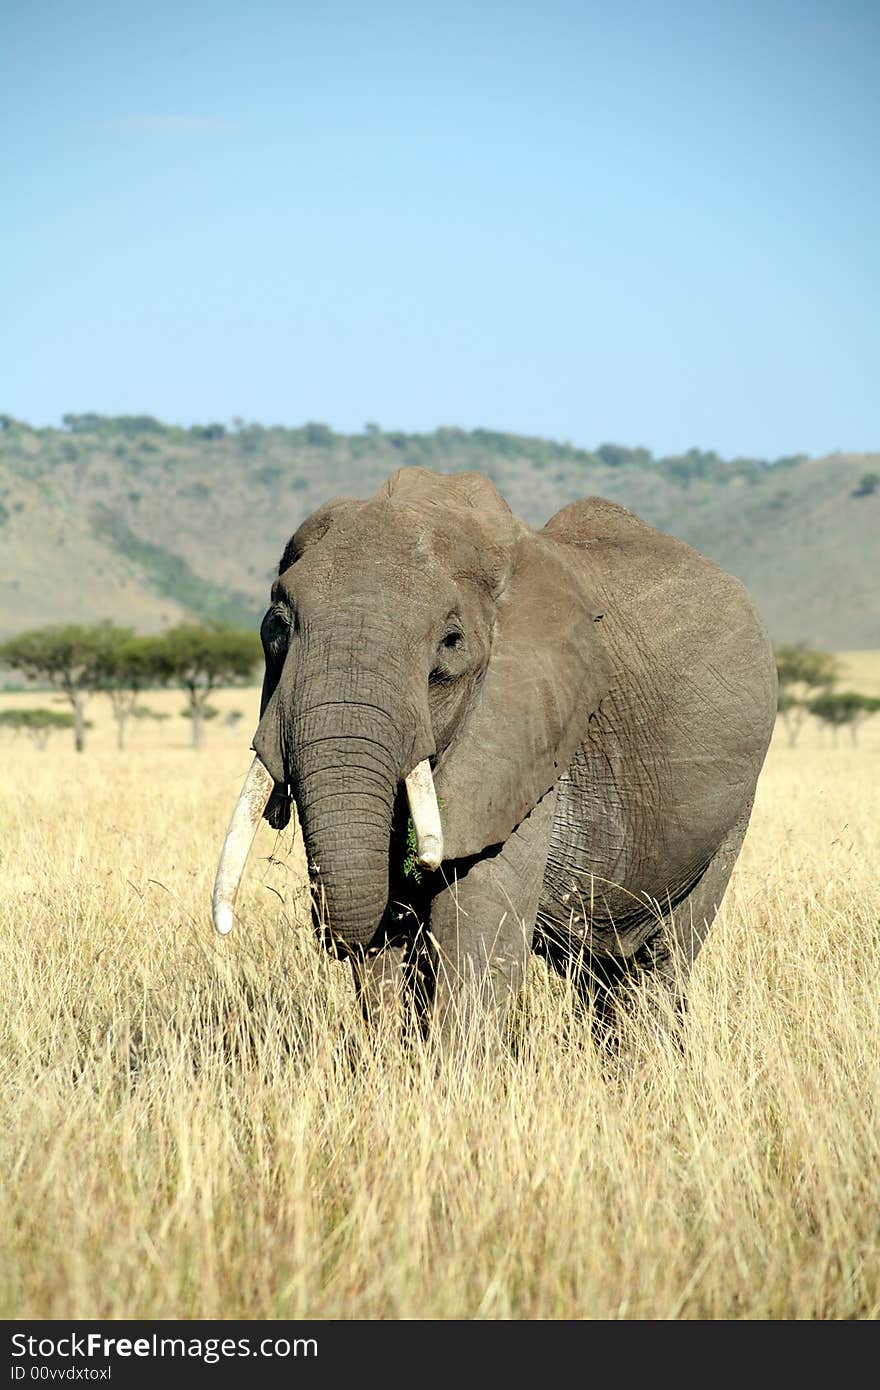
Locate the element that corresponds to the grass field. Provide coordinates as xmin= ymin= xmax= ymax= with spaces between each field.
xmin=1 ymin=663 xmax=879 ymax=1319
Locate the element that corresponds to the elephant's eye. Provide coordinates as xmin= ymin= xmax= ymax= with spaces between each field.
xmin=261 ymin=606 xmax=291 ymax=660
xmin=430 ymin=624 xmax=465 ymax=686
xmin=440 ymin=627 xmax=464 ymax=652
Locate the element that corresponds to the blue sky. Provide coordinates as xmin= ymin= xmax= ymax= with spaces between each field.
xmin=2 ymin=0 xmax=877 ymax=456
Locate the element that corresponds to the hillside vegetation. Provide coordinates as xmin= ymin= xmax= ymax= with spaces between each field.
xmin=0 ymin=414 xmax=877 ymax=647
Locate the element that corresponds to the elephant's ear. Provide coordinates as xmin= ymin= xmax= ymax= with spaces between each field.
xmin=434 ymin=531 xmax=610 ymax=862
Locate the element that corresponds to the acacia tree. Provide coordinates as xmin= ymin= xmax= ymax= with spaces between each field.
xmin=775 ymin=643 xmax=839 ymax=747
xmin=181 ymin=704 xmax=220 ymax=730
xmin=0 ymin=623 xmax=123 ymax=751
xmin=95 ymin=634 xmax=170 ymax=750
xmin=0 ymin=708 xmax=79 ymax=750
xmin=809 ymin=691 xmax=880 ymax=746
xmin=158 ymin=625 xmax=260 ymax=748
xmin=130 ymin=706 xmax=171 ymax=739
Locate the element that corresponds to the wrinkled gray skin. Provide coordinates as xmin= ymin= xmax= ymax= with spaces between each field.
xmin=251 ymin=468 xmax=777 ymax=1042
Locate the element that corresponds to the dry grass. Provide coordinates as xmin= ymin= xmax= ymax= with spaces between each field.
xmin=1 ymin=674 xmax=879 ymax=1320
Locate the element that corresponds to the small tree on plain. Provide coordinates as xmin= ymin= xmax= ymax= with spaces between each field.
xmin=0 ymin=708 xmax=82 ymax=750
xmin=0 ymin=623 xmax=123 ymax=752
xmin=94 ymin=634 xmax=170 ymax=750
xmin=809 ymin=691 xmax=880 ymax=746
xmin=158 ymin=625 xmax=260 ymax=748
xmin=181 ymin=704 xmax=220 ymax=726
xmin=775 ymin=643 xmax=839 ymax=747
xmin=130 ymin=705 xmax=171 ymax=738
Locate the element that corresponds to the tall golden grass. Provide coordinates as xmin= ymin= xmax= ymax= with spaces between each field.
xmin=1 ymin=674 xmax=878 ymax=1319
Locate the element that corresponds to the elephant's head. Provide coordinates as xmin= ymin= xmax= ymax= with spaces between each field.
xmin=213 ymin=468 xmax=609 ymax=951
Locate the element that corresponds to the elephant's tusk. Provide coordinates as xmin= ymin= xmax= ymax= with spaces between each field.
xmin=404 ymin=759 xmax=444 ymax=870
xmin=212 ymin=755 xmax=275 ymax=935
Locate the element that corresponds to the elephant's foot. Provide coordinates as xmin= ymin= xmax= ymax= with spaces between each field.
xmin=429 ymin=951 xmax=524 ymax=1055
xmin=350 ymin=942 xmax=408 ymax=1037
xmin=349 ymin=936 xmax=434 ymax=1045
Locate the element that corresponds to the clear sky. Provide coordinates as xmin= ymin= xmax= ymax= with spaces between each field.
xmin=2 ymin=0 xmax=877 ymax=457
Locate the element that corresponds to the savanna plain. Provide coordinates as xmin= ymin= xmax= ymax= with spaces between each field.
xmin=2 ymin=656 xmax=879 ymax=1320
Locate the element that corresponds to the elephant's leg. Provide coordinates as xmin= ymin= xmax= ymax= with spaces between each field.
xmin=427 ymin=789 xmax=556 ymax=1045
xmin=557 ymin=804 xmax=753 ymax=1054
xmin=349 ymin=927 xmax=435 ymax=1040
xmin=590 ymin=803 xmax=754 ymax=1057
xmin=534 ymin=931 xmax=633 ymax=1050
xmin=350 ymin=942 xmax=408 ymax=1033
xmin=651 ymin=801 xmax=752 ymax=1004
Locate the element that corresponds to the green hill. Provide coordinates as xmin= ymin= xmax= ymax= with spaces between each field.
xmin=0 ymin=414 xmax=877 ymax=648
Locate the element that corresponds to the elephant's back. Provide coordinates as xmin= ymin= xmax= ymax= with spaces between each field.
xmin=542 ymin=496 xmax=777 ymax=725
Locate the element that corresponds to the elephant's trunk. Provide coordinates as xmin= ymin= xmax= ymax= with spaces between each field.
xmin=290 ymin=703 xmax=401 ymax=949
xmin=263 ymin=620 xmax=433 ymax=948
xmin=212 ymin=748 xmax=443 ymax=943
xmin=214 ymin=613 xmax=441 ymax=947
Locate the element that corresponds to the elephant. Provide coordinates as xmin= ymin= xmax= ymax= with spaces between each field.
xmin=213 ymin=467 xmax=777 ymax=1044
